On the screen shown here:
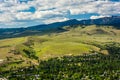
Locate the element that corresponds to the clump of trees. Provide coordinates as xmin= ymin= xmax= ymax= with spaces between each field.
xmin=11 ymin=37 xmax=38 ymax=59
xmin=2 ymin=41 xmax=120 ymax=79
xmin=1 ymin=53 xmax=120 ymax=80
xmin=105 ymin=42 xmax=120 ymax=55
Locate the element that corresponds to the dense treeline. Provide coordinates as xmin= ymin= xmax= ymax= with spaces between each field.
xmin=105 ymin=42 xmax=120 ymax=55
xmin=0 ymin=42 xmax=120 ymax=80
xmin=1 ymin=53 xmax=120 ymax=80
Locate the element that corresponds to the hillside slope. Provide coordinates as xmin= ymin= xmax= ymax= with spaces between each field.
xmin=0 ymin=25 xmax=120 ymax=59
xmin=0 ymin=25 xmax=120 ymax=72
xmin=0 ymin=16 xmax=120 ymax=39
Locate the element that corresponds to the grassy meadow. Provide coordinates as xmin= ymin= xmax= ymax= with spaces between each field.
xmin=0 ymin=25 xmax=120 ymax=71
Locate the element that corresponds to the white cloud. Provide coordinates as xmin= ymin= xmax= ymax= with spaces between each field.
xmin=90 ymin=15 xmax=110 ymax=19
xmin=44 ymin=17 xmax=68 ymax=24
xmin=0 ymin=13 xmax=15 ymax=22
xmin=16 ymin=12 xmax=33 ymax=20
xmin=0 ymin=0 xmax=120 ymax=27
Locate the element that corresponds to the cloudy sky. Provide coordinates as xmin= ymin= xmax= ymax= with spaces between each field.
xmin=0 ymin=0 xmax=120 ymax=28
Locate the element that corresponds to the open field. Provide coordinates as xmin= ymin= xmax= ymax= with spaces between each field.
xmin=0 ymin=25 xmax=120 ymax=59
xmin=0 ymin=37 xmax=27 ymax=59
xmin=0 ymin=25 xmax=120 ymax=71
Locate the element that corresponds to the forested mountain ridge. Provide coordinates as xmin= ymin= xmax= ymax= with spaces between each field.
xmin=0 ymin=16 xmax=120 ymax=39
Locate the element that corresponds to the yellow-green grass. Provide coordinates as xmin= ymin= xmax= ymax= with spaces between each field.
xmin=0 ymin=25 xmax=120 ymax=60
xmin=34 ymin=41 xmax=99 ymax=60
xmin=0 ymin=37 xmax=27 ymax=59
xmin=31 ymin=25 xmax=120 ymax=60
xmin=0 ymin=25 xmax=120 ymax=71
xmin=0 ymin=47 xmax=11 ymax=59
xmin=0 ymin=37 xmax=27 ymax=47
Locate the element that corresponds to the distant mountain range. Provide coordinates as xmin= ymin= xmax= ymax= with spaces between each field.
xmin=0 ymin=16 xmax=120 ymax=39
xmin=26 ymin=16 xmax=120 ymax=30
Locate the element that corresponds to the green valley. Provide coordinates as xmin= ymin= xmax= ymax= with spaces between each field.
xmin=0 ymin=25 xmax=120 ymax=79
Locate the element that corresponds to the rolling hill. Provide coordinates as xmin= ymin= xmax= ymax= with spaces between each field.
xmin=0 ymin=16 xmax=120 ymax=39
xmin=0 ymin=24 xmax=120 ymax=79
xmin=0 ymin=25 xmax=120 ymax=60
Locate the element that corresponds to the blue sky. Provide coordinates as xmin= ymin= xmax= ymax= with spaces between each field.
xmin=0 ymin=0 xmax=120 ymax=28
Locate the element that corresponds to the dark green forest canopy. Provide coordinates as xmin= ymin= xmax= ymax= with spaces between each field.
xmin=1 ymin=52 xmax=120 ymax=80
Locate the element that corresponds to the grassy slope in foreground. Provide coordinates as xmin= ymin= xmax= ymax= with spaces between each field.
xmin=3 ymin=54 xmax=120 ymax=80
xmin=0 ymin=25 xmax=120 ymax=71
